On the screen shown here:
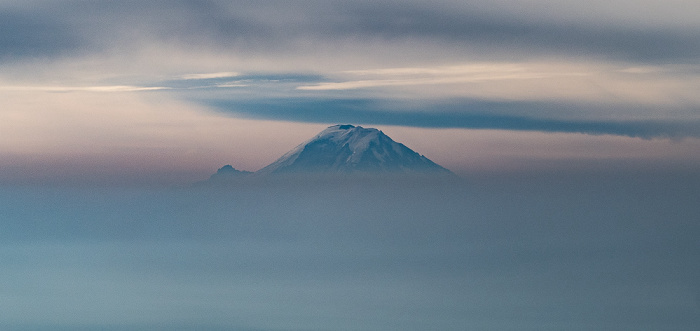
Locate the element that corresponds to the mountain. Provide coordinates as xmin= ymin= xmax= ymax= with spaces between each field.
xmin=209 ymin=165 xmax=252 ymax=180
xmin=255 ymin=124 xmax=453 ymax=175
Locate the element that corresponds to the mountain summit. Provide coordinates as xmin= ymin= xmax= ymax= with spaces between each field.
xmin=255 ymin=124 xmax=453 ymax=175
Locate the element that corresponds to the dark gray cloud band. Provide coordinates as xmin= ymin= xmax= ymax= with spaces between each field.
xmin=2 ymin=0 xmax=699 ymax=63
xmin=209 ymin=98 xmax=700 ymax=139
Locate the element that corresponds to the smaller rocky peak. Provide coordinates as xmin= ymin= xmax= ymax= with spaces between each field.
xmin=210 ymin=165 xmax=251 ymax=179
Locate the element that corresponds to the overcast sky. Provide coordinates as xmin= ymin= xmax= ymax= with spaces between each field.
xmin=1 ymin=0 xmax=699 ymax=184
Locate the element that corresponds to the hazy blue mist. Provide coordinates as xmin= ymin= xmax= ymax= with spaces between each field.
xmin=1 ymin=171 xmax=699 ymax=330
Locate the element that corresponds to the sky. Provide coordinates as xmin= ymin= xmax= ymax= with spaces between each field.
xmin=1 ymin=0 xmax=700 ymax=185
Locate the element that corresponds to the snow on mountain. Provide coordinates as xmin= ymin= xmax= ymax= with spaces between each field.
xmin=255 ymin=124 xmax=453 ymax=175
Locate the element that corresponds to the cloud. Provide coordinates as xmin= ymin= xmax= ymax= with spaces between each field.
xmin=0 ymin=85 xmax=170 ymax=92
xmin=332 ymin=2 xmax=700 ymax=62
xmin=209 ymin=98 xmax=700 ymax=139
xmin=291 ymin=62 xmax=700 ymax=115
xmin=142 ymin=73 xmax=325 ymax=93
xmin=3 ymin=0 xmax=700 ymax=65
xmin=0 ymin=9 xmax=83 ymax=59
xmin=297 ymin=63 xmax=589 ymax=91
xmin=180 ymin=72 xmax=239 ymax=80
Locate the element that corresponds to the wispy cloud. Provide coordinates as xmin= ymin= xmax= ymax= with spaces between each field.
xmin=179 ymin=72 xmax=240 ymax=80
xmin=0 ymin=85 xmax=169 ymax=92
xmin=293 ymin=62 xmax=700 ymax=112
xmin=298 ymin=63 xmax=588 ymax=91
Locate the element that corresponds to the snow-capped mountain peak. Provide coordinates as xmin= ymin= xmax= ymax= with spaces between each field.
xmin=255 ymin=124 xmax=453 ymax=175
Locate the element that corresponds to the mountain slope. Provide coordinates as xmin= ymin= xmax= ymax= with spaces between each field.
xmin=255 ymin=124 xmax=453 ymax=175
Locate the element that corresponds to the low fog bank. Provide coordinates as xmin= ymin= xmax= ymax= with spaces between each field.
xmin=1 ymin=171 xmax=699 ymax=330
